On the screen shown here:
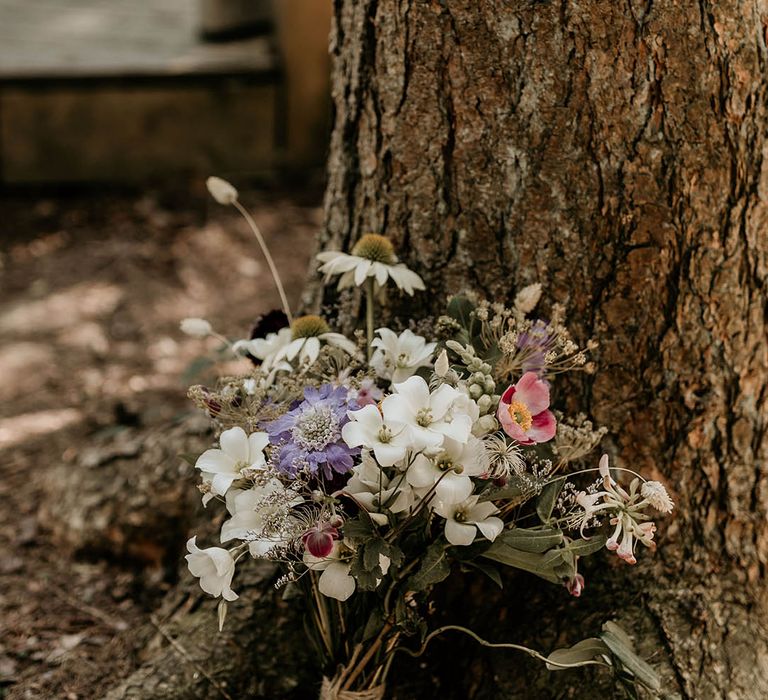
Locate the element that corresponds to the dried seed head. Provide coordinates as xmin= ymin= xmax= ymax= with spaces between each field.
xmin=291 ymin=315 xmax=330 ymax=339
xmin=351 ymin=234 xmax=396 ymax=263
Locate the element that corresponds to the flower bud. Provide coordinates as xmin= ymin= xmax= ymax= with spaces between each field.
xmin=514 ymin=283 xmax=542 ymax=314
xmin=180 ymin=317 xmax=213 ymax=337
xmin=206 ymin=176 xmax=239 ymax=205
xmin=435 ymin=349 xmax=450 ymax=378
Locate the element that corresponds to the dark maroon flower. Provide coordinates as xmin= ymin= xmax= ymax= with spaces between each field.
xmin=302 ymin=522 xmax=339 ymax=558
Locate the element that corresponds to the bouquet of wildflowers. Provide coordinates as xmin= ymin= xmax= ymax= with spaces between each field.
xmin=181 ymin=178 xmax=672 ymax=698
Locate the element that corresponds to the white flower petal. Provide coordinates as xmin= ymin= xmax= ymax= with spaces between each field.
xmin=435 ymin=472 xmax=473 ymax=505
xmin=445 ymin=519 xmax=477 ymax=546
xmin=302 ymin=337 xmax=321 ymax=364
xmin=195 ymin=448 xmax=236 ymax=475
xmin=319 ymin=562 xmax=356 ymax=601
xmin=354 ymin=259 xmax=373 ymax=286
xmin=247 ymin=431 xmax=270 ymax=458
xmin=475 ymin=516 xmax=504 ymax=542
xmin=220 ymin=427 xmax=250 ymax=463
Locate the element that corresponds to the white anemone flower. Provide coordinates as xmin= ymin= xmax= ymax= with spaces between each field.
xmin=381 ymin=375 xmax=472 ymax=450
xmin=370 ymin=328 xmax=436 ymax=383
xmin=407 ymin=436 xmax=488 ymax=505
xmin=341 ymin=404 xmax=410 ymax=467
xmin=316 ymin=234 xmax=425 ymax=295
xmin=434 ymin=496 xmax=504 ymax=546
xmin=343 ymin=453 xmax=419 ymax=525
xmin=304 ymin=541 xmax=390 ymax=601
xmin=220 ymin=480 xmax=303 ymax=557
xmin=185 ymin=537 xmax=238 ymax=600
xmin=195 ymin=427 xmax=269 ymax=502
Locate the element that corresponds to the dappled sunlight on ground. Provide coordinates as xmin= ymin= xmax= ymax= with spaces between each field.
xmin=0 ymin=188 xmax=320 ymax=697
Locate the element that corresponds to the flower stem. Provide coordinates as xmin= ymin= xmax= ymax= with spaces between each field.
xmin=233 ymin=200 xmax=293 ymax=325
xmin=365 ymin=277 xmax=375 ymax=360
xmin=391 ymin=624 xmax=610 ymax=671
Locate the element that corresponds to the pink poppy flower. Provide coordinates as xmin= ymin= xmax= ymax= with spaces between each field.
xmin=497 ymin=372 xmax=557 ymax=445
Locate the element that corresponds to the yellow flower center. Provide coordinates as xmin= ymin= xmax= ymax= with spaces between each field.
xmin=507 ymin=400 xmax=533 ymax=431
xmin=291 ymin=315 xmax=330 ymax=339
xmin=351 ymin=234 xmax=396 ymax=264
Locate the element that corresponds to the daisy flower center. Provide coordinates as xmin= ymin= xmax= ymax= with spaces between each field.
xmin=292 ymin=405 xmax=341 ymax=451
xmin=507 ymin=400 xmax=533 ymax=431
xmin=291 ymin=315 xmax=330 ymax=339
xmin=351 ymin=234 xmax=396 ymax=264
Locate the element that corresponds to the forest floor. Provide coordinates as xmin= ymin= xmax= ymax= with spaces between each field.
xmin=0 ymin=186 xmax=320 ymax=699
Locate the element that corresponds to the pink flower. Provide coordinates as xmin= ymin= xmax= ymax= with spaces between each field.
xmin=565 ymin=573 xmax=585 ymax=597
xmin=497 ymin=372 xmax=557 ymax=445
xmin=302 ymin=522 xmax=339 ymax=558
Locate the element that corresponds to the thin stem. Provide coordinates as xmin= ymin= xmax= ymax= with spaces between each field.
xmin=365 ymin=277 xmax=375 ymax=360
xmin=548 ymin=466 xmax=647 ymax=485
xmin=341 ymin=621 xmax=393 ymax=691
xmin=391 ymin=624 xmax=609 ymax=671
xmin=233 ymin=200 xmax=293 ymax=325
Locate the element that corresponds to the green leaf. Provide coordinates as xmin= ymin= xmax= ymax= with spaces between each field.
xmin=178 ymin=453 xmax=199 ymax=467
xmin=546 ymin=637 xmax=609 ymax=671
xmin=496 ymin=527 xmax=564 ymax=553
xmin=600 ymin=622 xmax=661 ymax=692
xmin=537 ymin=477 xmax=566 ymax=523
xmin=481 ymin=542 xmax=561 ymax=584
xmin=408 ymin=543 xmax=451 ymax=591
xmin=446 ymin=295 xmax=476 ymax=330
xmin=564 ymin=534 xmax=608 ymax=558
xmin=341 ymin=518 xmax=374 ymax=545
xmin=462 ymin=559 xmax=503 ymax=588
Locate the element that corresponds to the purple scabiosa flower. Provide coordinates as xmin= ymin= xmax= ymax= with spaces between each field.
xmin=516 ymin=320 xmax=555 ymax=376
xmin=266 ymin=384 xmax=360 ymax=479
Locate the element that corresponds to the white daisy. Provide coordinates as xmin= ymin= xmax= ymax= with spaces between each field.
xmin=370 ymin=328 xmax=436 ymax=383
xmin=316 ymin=234 xmax=425 ymax=295
xmin=237 ymin=315 xmax=358 ymax=370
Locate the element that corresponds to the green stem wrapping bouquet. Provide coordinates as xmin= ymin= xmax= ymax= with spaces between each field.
xmin=180 ymin=179 xmax=672 ymax=698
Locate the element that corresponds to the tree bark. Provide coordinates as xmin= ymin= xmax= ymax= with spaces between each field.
xmin=309 ymin=1 xmax=768 ymax=698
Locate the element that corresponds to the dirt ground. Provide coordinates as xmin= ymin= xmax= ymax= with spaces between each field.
xmin=0 ymin=186 xmax=321 ymax=699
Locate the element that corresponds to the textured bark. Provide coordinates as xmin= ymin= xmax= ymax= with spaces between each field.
xmin=307 ymin=1 xmax=768 ymax=698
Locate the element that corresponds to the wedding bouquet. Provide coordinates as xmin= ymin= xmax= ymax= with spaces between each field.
xmin=181 ymin=178 xmax=671 ymax=698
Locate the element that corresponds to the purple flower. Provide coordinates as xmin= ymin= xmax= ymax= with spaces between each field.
xmin=516 ymin=320 xmax=555 ymax=376
xmin=266 ymin=384 xmax=359 ymax=479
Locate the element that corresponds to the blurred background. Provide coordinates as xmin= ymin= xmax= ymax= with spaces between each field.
xmin=1 ymin=2 xmax=331 ymax=696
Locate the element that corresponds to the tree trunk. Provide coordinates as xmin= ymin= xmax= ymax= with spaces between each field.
xmin=310 ymin=1 xmax=768 ymax=698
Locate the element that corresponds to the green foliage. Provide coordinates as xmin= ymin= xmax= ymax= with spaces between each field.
xmin=481 ymin=528 xmax=607 ymax=584
xmin=407 ymin=543 xmax=451 ymax=592
xmin=536 ymin=477 xmax=565 ymax=523
xmin=546 ymin=621 xmax=661 ymax=696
